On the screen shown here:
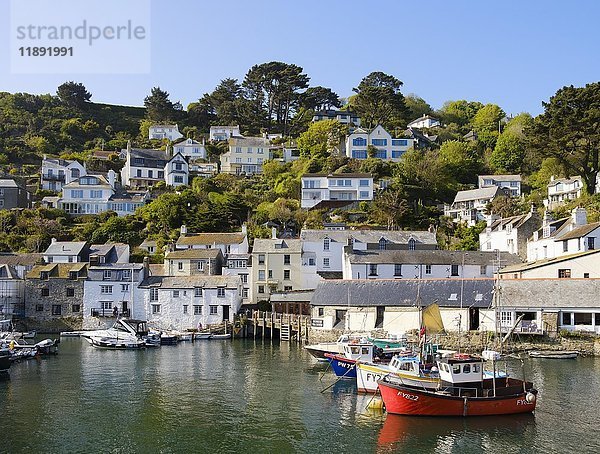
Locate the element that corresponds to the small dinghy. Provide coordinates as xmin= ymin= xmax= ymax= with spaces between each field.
xmin=529 ymin=350 xmax=578 ymax=359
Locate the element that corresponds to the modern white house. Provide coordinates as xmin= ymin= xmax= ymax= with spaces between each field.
xmin=341 ymin=249 xmax=520 ymax=280
xmin=312 ymin=110 xmax=361 ymax=126
xmin=527 ymin=208 xmax=600 ymax=262
xmin=479 ymin=208 xmax=540 ymax=260
xmin=407 ymin=115 xmax=441 ymax=129
xmin=140 ymin=275 xmax=242 ymax=330
xmin=120 ymin=143 xmax=189 ymax=188
xmin=210 ymin=126 xmax=241 ymax=142
xmin=148 ymin=124 xmax=183 ymax=141
xmin=300 ymin=173 xmax=374 ymax=209
xmin=444 ymin=186 xmax=507 ymax=226
xmin=172 ymin=138 xmax=207 ymax=160
xmin=40 ymin=157 xmax=87 ymax=192
xmin=544 ymin=176 xmax=583 ymax=209
xmin=345 ymin=125 xmax=414 ymax=161
xmin=478 ymin=175 xmax=522 ymax=197
xmin=43 ymin=240 xmax=89 ymax=263
xmin=220 ymin=136 xmax=273 ymax=175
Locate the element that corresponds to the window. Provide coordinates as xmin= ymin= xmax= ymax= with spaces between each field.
xmin=257 ymin=148 xmax=264 ymax=154
xmin=41 ymin=288 xmax=50 ymax=297
xmin=323 ymin=258 xmax=330 ymax=268
xmin=408 ymin=238 xmax=416 ymax=251
xmin=359 ymin=191 xmax=369 ymax=199
xmin=284 ymin=254 xmax=290 ymax=265
xmin=150 ymin=288 xmax=159 ymax=301
xmin=175 ymin=163 xmax=183 ymax=171
xmin=235 ymin=147 xmax=242 ymax=153
xmin=71 ymin=190 xmax=83 ymax=198
xmin=258 ymin=254 xmax=265 ymax=265
xmin=359 ymin=179 xmax=370 ymax=187
xmin=52 ymin=305 xmax=62 ymax=316
xmin=158 ymin=171 xmax=164 ymax=179
xmin=197 ymin=261 xmax=204 ymax=271
xmin=394 ymin=264 xmax=402 ymax=276
xmin=561 ymin=312 xmax=572 ymax=325
xmin=183 ymin=305 xmax=188 ymax=314
xmin=375 ymin=150 xmax=387 ymax=159
xmin=596 ymin=313 xmax=600 ymax=326
xmin=173 ymin=290 xmax=180 ymax=298
xmin=242 ymin=288 xmax=248 ymax=298
xmin=72 ymin=304 xmax=80 ymax=313
xmin=194 ymin=305 xmax=202 ymax=315
xmin=122 ymin=270 xmax=131 ymax=280
xmin=480 ymin=265 xmax=487 ymax=275
xmin=463 ymin=364 xmax=471 ymax=373
xmin=101 ymin=301 xmax=112 ymax=310
xmin=425 ymin=265 xmax=432 ymax=275
xmin=217 ymin=287 xmax=225 ymax=297
xmin=284 ymin=286 xmax=292 ymax=291
xmin=66 ymin=288 xmax=75 ymax=297
xmin=379 ymin=238 xmax=387 ymax=250
xmin=148 ymin=170 xmax=153 ymax=179
xmin=240 ymin=274 xmax=248 ymax=284
xmin=352 ymin=150 xmax=368 ymax=159
xmin=178 ymin=262 xmax=183 ymax=271
xmin=391 ymin=151 xmax=403 ymax=159
xmin=352 ymin=137 xmax=367 ymax=146
xmin=90 ymin=190 xmax=103 ymax=198
xmin=318 ymin=308 xmax=324 ymax=316
xmin=152 ymin=304 xmax=161 ymax=314
xmin=574 ymin=312 xmax=593 ymax=325
xmin=210 ymin=305 xmax=218 ymax=315
xmin=284 ymin=270 xmax=290 ymax=280
xmin=247 ymin=147 xmax=253 ymax=154
xmin=268 ymin=270 xmax=273 ymax=279
xmin=323 ymin=238 xmax=330 ymax=251
xmin=451 ymin=265 xmax=459 ymax=276
xmin=101 ymin=285 xmax=113 ymax=294
xmin=195 ymin=287 xmax=203 ymax=297
xmin=258 ymin=285 xmax=265 ymax=294
xmin=558 ymin=269 xmax=571 ymax=278
xmin=121 ymin=284 xmax=129 ymax=292
xmin=174 ymin=176 xmax=184 ymax=184
xmin=588 ymin=237 xmax=595 ymax=250
xmin=35 ymin=304 xmax=43 ymax=312
xmin=136 ymin=169 xmax=142 ymax=178
xmin=563 ymin=241 xmax=568 ymax=252
xmin=258 ymin=270 xmax=265 ymax=280
xmin=103 ymin=270 xmax=112 ymax=280
xmin=369 ymin=264 xmax=378 ymax=276
xmin=372 ymin=139 xmax=387 ymax=146
xmin=584 ymin=273 xmax=590 ymax=278
xmin=391 ymin=139 xmax=408 ymax=147
xmin=41 ymin=271 xmax=49 ymax=280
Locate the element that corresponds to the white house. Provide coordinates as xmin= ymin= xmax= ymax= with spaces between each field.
xmin=478 ymin=175 xmax=522 ymax=197
xmin=141 ymin=275 xmax=242 ymax=330
xmin=479 ymin=208 xmax=540 ymax=260
xmin=172 ymin=138 xmax=207 ymax=160
xmin=220 ymin=136 xmax=272 ymax=175
xmin=175 ymin=225 xmax=249 ymax=256
xmin=345 ymin=125 xmax=414 ymax=161
xmin=407 ymin=115 xmax=441 ymax=129
xmin=312 ymin=110 xmax=361 ymax=126
xmin=120 ymin=143 xmax=189 ymax=188
xmin=40 ymin=157 xmax=86 ymax=192
xmin=544 ymin=176 xmax=582 ymax=210
xmin=527 ymin=208 xmax=600 ymax=262
xmin=210 ymin=126 xmax=241 ymax=142
xmin=444 ymin=186 xmax=507 ymax=226
xmin=43 ymin=240 xmax=88 ymax=263
xmin=342 ymin=249 xmax=520 ymax=280
xmin=501 ymin=248 xmax=600 ymax=279
xmin=148 ymin=124 xmax=183 ymax=141
xmin=301 ymin=173 xmax=374 ymax=209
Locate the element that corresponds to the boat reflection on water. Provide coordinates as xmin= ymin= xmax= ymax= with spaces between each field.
xmin=376 ymin=413 xmax=536 ymax=453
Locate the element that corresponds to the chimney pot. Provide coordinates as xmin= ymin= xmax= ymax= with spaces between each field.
xmin=271 ymin=227 xmax=277 ymax=239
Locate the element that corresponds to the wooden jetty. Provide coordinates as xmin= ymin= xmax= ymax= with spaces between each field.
xmin=250 ymin=311 xmax=310 ymax=342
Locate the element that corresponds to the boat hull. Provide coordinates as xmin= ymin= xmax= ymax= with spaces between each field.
xmin=356 ymin=363 xmax=439 ymax=393
xmin=0 ymin=350 xmax=10 ymax=373
xmin=378 ymin=380 xmax=537 ymax=416
xmin=325 ymin=354 xmax=357 ymax=379
xmin=194 ymin=333 xmax=212 ymax=340
xmin=529 ymin=351 xmax=578 ymax=359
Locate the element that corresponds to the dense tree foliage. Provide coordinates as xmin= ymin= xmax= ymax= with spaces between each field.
xmin=351 ymin=72 xmax=408 ymax=129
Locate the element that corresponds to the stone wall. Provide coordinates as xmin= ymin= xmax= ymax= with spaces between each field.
xmin=23 ymin=278 xmax=84 ymax=332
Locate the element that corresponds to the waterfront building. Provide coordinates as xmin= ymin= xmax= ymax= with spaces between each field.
xmin=0 ymin=253 xmax=41 ymax=317
xmin=220 ymin=136 xmax=273 ymax=175
xmin=40 ymin=157 xmax=86 ymax=192
xmin=148 ymin=124 xmax=183 ymax=141
xmin=544 ymin=176 xmax=582 ymax=210
xmin=478 ymin=174 xmax=522 ymax=197
xmin=479 ymin=207 xmax=540 ymax=260
xmin=120 ymin=142 xmax=189 ymax=188
xmin=345 ymin=125 xmax=414 ymax=161
xmin=300 ymin=173 xmax=374 ymax=209
xmin=163 ymin=249 xmax=224 ymax=276
xmin=444 ymin=186 xmax=507 ymax=226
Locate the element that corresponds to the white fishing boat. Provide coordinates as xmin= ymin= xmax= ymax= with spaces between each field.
xmin=194 ymin=332 xmax=212 ymax=340
xmin=529 ymin=350 xmax=578 ymax=359
xmin=211 ymin=333 xmax=232 ymax=340
xmin=81 ymin=319 xmax=148 ymax=350
xmin=305 ymin=333 xmax=369 ymax=361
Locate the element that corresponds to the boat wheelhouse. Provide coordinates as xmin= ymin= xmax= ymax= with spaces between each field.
xmin=356 ymin=354 xmax=440 ymax=393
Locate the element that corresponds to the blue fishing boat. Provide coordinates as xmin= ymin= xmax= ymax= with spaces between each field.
xmin=325 ymin=342 xmax=407 ymax=379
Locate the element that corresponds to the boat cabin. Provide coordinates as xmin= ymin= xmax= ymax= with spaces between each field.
xmin=437 ymin=356 xmax=484 ymax=386
xmin=342 ymin=343 xmax=375 ymax=361
xmin=113 ymin=319 xmax=149 ymax=337
xmin=388 ymin=355 xmax=421 ymax=375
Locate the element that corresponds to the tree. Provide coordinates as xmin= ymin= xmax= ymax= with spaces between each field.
xmin=300 ymin=86 xmax=341 ymax=111
xmin=528 ymin=83 xmax=600 ymax=195
xmin=57 ymin=81 xmax=91 ymax=108
xmin=438 ymin=100 xmax=483 ymax=127
xmin=438 ymin=140 xmax=481 ymax=184
xmin=372 ymin=186 xmax=410 ymax=229
xmin=491 ymin=131 xmax=526 ymax=173
xmin=351 ymin=72 xmax=408 ymax=129
xmin=297 ymin=119 xmax=346 ymax=160
xmin=405 ymin=94 xmax=433 ymax=120
xmin=144 ymin=87 xmax=175 ymax=122
xmin=472 ymin=104 xmax=505 ymax=149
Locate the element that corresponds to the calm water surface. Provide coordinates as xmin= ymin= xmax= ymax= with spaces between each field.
xmin=1 ymin=339 xmax=599 ymax=453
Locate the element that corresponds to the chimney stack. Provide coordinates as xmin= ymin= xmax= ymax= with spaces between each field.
xmin=572 ymin=207 xmax=587 ymax=227
xmin=271 ymin=227 xmax=277 ymax=239
xmin=143 ymin=256 xmax=150 ymax=276
xmin=107 ymin=170 xmax=116 ymax=189
xmin=241 ymin=223 xmax=247 ymax=235
xmin=180 ymin=224 xmax=187 ymax=236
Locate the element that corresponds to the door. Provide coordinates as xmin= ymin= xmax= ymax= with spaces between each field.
xmin=122 ymin=301 xmax=128 ymax=317
xmin=222 ymin=305 xmax=230 ymax=321
xmin=375 ymin=306 xmax=385 ymax=328
xmin=469 ymin=307 xmax=479 ymax=331
xmin=335 ymin=310 xmax=347 ymax=329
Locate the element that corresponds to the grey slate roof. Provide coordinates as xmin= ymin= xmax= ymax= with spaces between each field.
xmin=453 ymin=186 xmax=504 ymax=203
xmin=252 ymin=239 xmax=302 ymax=253
xmin=548 ymin=176 xmax=582 ymax=187
xmin=141 ymin=275 xmax=239 ymax=289
xmin=499 ymin=278 xmax=600 ymax=309
xmin=556 ymin=222 xmax=600 ymax=241
xmin=487 ymin=213 xmax=534 ymax=231
xmin=346 ymin=249 xmax=521 ymax=266
xmin=0 ymin=179 xmax=22 ymax=188
xmin=478 ymin=174 xmax=522 ymax=183
xmin=228 ymin=136 xmax=271 ymax=147
xmin=311 ymin=279 xmax=495 ymax=308
xmin=0 ymin=253 xmax=43 ymax=266
xmin=300 ymin=229 xmax=437 ymax=245
xmin=270 ymin=290 xmax=314 ymax=303
xmin=44 ymin=241 xmax=87 ymax=257
xmin=499 ymin=248 xmax=600 ymax=274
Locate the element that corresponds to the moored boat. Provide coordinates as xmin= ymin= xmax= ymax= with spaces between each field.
xmin=211 ymin=333 xmax=232 ymax=340
xmin=194 ymin=332 xmax=212 ymax=340
xmin=305 ymin=333 xmax=368 ymax=361
xmin=0 ymin=347 xmax=11 ymax=374
xmin=378 ymin=354 xmax=538 ymax=416
xmin=81 ymin=319 xmax=148 ymax=350
xmin=325 ymin=342 xmax=408 ymax=379
xmin=356 ymin=354 xmax=440 ymax=393
xmin=529 ymin=350 xmax=578 ymax=359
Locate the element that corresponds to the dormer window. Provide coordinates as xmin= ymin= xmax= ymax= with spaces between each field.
xmin=40 ymin=271 xmax=49 ymax=280
xmin=408 ymin=238 xmax=416 ymax=251
xmin=543 ymin=226 xmax=551 ymax=238
xmin=379 ymin=238 xmax=387 ymax=250
xmin=323 ymin=238 xmax=330 ymax=251
xmin=69 ymin=271 xmax=78 ymax=280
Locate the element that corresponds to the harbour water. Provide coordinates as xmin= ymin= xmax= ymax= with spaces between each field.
xmin=1 ymin=339 xmax=599 ymax=453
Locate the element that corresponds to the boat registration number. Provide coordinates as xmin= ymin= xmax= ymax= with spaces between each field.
xmin=397 ymin=391 xmax=419 ymax=401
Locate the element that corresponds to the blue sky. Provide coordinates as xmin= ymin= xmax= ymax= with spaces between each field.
xmin=1 ymin=0 xmax=599 ymax=116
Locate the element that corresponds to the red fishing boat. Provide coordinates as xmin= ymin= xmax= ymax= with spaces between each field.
xmin=378 ymin=354 xmax=537 ymax=417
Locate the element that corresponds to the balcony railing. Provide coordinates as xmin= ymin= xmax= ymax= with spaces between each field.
xmin=90 ymin=308 xmax=130 ymax=318
xmin=42 ymin=174 xmax=65 ymax=181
